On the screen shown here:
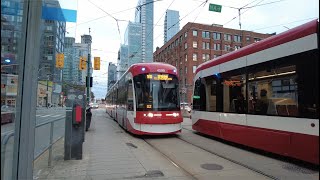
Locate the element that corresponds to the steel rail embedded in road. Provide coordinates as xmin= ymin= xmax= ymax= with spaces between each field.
xmin=180 ymin=127 xmax=279 ymax=180
xmin=143 ymin=138 xmax=198 ymax=180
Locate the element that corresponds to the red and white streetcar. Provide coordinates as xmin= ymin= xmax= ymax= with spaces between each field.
xmin=192 ymin=20 xmax=319 ymax=164
xmin=106 ymin=62 xmax=182 ymax=135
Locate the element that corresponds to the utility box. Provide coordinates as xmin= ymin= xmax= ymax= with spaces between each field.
xmin=64 ymin=88 xmax=86 ymax=160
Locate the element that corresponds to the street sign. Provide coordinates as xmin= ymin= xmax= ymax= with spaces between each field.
xmin=209 ymin=3 xmax=222 ymax=13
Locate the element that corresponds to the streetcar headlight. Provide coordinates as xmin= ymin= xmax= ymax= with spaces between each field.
xmin=147 ymin=113 xmax=153 ymax=117
xmin=141 ymin=67 xmax=146 ymax=71
xmin=173 ymin=113 xmax=179 ymax=117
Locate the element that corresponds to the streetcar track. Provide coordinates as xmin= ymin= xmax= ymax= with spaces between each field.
xmin=180 ymin=127 xmax=279 ymax=180
xmin=106 ymin=112 xmax=277 ymax=179
xmin=142 ymin=138 xmax=198 ymax=180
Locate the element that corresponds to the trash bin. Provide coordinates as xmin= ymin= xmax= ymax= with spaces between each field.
xmin=86 ymin=107 xmax=92 ymax=131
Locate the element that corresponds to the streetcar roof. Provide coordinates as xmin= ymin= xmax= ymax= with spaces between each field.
xmin=196 ymin=19 xmax=318 ymax=75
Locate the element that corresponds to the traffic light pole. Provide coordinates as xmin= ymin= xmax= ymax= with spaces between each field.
xmin=46 ymin=79 xmax=49 ymax=108
xmin=87 ymin=53 xmax=91 ymax=104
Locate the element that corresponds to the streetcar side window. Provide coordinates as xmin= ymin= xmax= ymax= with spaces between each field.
xmin=247 ymin=58 xmax=300 ymax=117
xmin=295 ymin=50 xmax=318 ymax=119
xmin=193 ymin=78 xmax=206 ymax=111
xmin=193 ymin=79 xmax=201 ymax=111
xmin=127 ymin=79 xmax=134 ymax=111
xmin=220 ymin=69 xmax=247 ymax=114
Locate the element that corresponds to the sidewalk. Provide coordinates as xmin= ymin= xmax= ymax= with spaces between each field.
xmin=34 ymin=109 xmax=191 ymax=180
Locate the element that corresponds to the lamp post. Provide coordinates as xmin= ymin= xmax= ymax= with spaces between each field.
xmin=46 ymin=76 xmax=49 ymax=108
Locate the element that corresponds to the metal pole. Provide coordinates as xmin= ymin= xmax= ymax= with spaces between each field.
xmin=46 ymin=79 xmax=49 ymax=108
xmin=86 ymin=29 xmax=92 ymax=104
xmin=48 ymin=121 xmax=54 ymax=167
xmin=87 ymin=53 xmax=90 ymax=103
xmin=238 ymin=9 xmax=241 ymax=30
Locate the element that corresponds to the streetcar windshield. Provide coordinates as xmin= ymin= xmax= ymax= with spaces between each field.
xmin=134 ymin=73 xmax=180 ymax=111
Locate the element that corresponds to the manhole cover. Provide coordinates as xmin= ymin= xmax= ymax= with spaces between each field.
xmin=131 ymin=170 xmax=164 ymax=179
xmin=126 ymin=143 xmax=137 ymax=148
xmin=145 ymin=170 xmax=164 ymax=177
xmin=282 ymin=164 xmax=317 ymax=174
xmin=201 ymin=163 xmax=223 ymax=170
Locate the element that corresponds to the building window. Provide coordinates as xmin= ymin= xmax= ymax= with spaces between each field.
xmin=46 ymin=26 xmax=52 ymax=31
xmin=193 ymin=30 xmax=198 ymax=36
xmin=224 ymin=44 xmax=231 ymax=51
xmin=202 ymin=31 xmax=210 ymax=38
xmin=193 ymin=53 xmax=197 ymax=61
xmin=185 ymin=66 xmax=187 ymax=74
xmin=254 ymin=38 xmax=261 ymax=42
xmin=224 ymin=34 xmax=231 ymax=41
xmin=184 ymin=42 xmax=188 ymax=49
xmin=193 ymin=66 xmax=197 ymax=73
xmin=234 ymin=45 xmax=241 ymax=50
xmin=202 ymin=42 xmax=210 ymax=49
xmin=213 ymin=55 xmax=220 ymax=58
xmin=185 ymin=32 xmax=188 ymax=38
xmin=246 ymin=36 xmax=250 ymax=42
xmin=234 ymin=35 xmax=241 ymax=42
xmin=213 ymin=32 xmax=221 ymax=40
xmin=193 ymin=41 xmax=198 ymax=48
xmin=213 ymin=43 xmax=221 ymax=50
xmin=185 ymin=54 xmax=188 ymax=61
xmin=202 ymin=54 xmax=210 ymax=61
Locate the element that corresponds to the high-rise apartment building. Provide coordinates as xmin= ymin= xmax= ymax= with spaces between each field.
xmin=107 ymin=62 xmax=117 ymax=91
xmin=38 ymin=0 xmax=66 ymax=105
xmin=124 ymin=22 xmax=142 ymax=66
xmin=63 ymin=37 xmax=88 ymax=85
xmin=1 ymin=0 xmax=23 ymax=76
xmin=134 ymin=0 xmax=154 ymax=62
xmin=154 ymin=23 xmax=274 ymax=103
xmin=164 ymin=9 xmax=180 ymax=44
xmin=1 ymin=0 xmax=23 ymax=107
xmin=117 ymin=45 xmax=128 ymax=80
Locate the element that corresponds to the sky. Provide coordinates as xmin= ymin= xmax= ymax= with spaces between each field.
xmin=59 ymin=0 xmax=319 ymax=99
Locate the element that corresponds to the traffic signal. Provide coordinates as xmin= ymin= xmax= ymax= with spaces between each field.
xmin=56 ymin=53 xmax=64 ymax=68
xmin=94 ymin=57 xmax=100 ymax=70
xmin=79 ymin=56 xmax=87 ymax=70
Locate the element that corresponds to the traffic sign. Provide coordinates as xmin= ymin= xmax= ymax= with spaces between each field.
xmin=209 ymin=3 xmax=222 ymax=13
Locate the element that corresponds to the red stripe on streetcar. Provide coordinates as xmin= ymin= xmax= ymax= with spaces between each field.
xmin=193 ymin=119 xmax=319 ymax=165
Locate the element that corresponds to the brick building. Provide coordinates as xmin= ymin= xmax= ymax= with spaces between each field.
xmin=153 ymin=22 xmax=274 ymax=104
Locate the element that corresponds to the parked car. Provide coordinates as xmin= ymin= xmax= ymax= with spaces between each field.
xmin=90 ymin=103 xmax=99 ymax=109
xmin=180 ymin=102 xmax=191 ymax=113
xmin=1 ymin=105 xmax=15 ymax=124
